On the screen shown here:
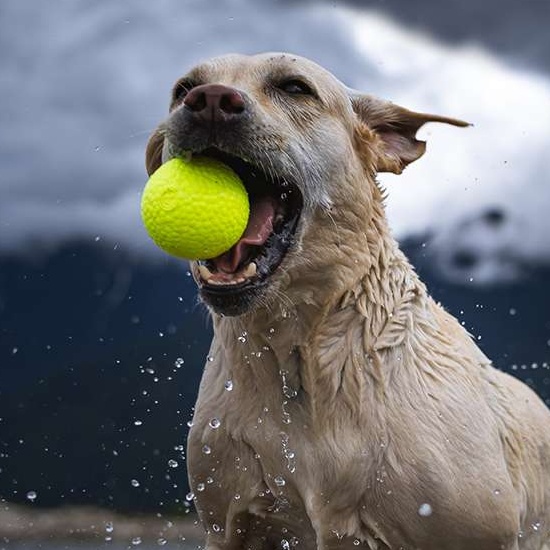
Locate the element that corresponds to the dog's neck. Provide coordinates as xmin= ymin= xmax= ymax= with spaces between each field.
xmin=209 ymin=194 xmax=426 ymax=428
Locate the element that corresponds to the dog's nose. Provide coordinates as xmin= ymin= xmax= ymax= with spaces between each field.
xmin=184 ymin=84 xmax=245 ymax=121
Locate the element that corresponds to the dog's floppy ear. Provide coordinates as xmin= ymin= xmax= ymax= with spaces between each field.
xmin=351 ymin=93 xmax=469 ymax=174
xmin=145 ymin=128 xmax=165 ymax=176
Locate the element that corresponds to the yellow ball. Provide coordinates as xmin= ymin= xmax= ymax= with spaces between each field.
xmin=141 ymin=157 xmax=249 ymax=260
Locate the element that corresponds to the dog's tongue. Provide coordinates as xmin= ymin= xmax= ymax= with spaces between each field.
xmin=212 ymin=197 xmax=276 ymax=273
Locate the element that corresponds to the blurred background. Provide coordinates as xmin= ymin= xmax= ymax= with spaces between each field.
xmin=1 ymin=0 xmax=549 ymax=547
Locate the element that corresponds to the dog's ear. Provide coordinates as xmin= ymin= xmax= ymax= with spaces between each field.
xmin=145 ymin=128 xmax=165 ymax=176
xmin=351 ymin=94 xmax=469 ymax=174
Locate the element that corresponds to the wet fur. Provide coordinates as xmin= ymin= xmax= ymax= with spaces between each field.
xmin=146 ymin=53 xmax=550 ymax=549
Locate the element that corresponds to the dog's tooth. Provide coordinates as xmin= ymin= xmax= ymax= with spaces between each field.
xmin=198 ymin=264 xmax=214 ymax=281
xmin=209 ymin=278 xmax=242 ymax=286
xmin=243 ymin=262 xmax=257 ymax=278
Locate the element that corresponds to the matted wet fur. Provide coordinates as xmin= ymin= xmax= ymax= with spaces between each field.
xmin=146 ymin=53 xmax=550 ymax=550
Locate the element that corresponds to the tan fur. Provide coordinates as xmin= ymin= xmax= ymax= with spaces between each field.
xmin=147 ymin=53 xmax=550 ymax=550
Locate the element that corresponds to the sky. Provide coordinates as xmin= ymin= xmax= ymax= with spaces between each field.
xmin=1 ymin=0 xmax=549 ymax=284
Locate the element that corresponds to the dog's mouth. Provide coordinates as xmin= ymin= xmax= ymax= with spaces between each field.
xmin=189 ymin=147 xmax=303 ymax=313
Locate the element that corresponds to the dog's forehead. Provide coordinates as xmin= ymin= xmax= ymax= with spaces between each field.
xmin=188 ymin=52 xmax=347 ymax=94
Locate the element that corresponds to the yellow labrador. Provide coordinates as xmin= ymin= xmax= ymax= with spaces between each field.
xmin=146 ymin=53 xmax=550 ymax=550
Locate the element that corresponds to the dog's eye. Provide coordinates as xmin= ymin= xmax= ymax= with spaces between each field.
xmin=278 ymin=79 xmax=315 ymax=96
xmin=172 ymin=79 xmax=196 ymax=103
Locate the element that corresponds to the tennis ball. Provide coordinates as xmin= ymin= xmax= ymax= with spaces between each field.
xmin=141 ymin=156 xmax=249 ymax=260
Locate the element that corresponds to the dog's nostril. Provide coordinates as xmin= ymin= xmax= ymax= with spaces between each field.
xmin=184 ymin=90 xmax=207 ymax=112
xmin=219 ymin=92 xmax=244 ymax=114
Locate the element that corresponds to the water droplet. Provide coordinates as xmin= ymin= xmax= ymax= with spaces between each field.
xmin=185 ymin=491 xmax=195 ymax=501
xmin=353 ymin=539 xmax=361 ymax=546
xmin=418 ymin=503 xmax=432 ymax=516
xmin=26 ymin=491 xmax=37 ymax=502
xmin=237 ymin=331 xmax=247 ymax=343
xmin=274 ymin=475 xmax=286 ymax=487
xmin=209 ymin=418 xmax=221 ymax=429
xmin=532 ymin=521 xmax=541 ymax=531
xmin=282 ymin=385 xmax=297 ymax=399
xmin=206 ymin=476 xmax=214 ymax=484
xmin=224 ymin=380 xmax=233 ymax=391
xmin=206 ymin=355 xmax=214 ymax=362
xmin=174 ymin=357 xmax=184 ymax=368
xmin=157 ymin=538 xmax=167 ymax=546
xmin=281 ymin=539 xmax=290 ymax=550
xmin=168 ymin=459 xmax=178 ymax=468
xmin=202 ymin=445 xmax=211 ymax=455
xmin=131 ymin=536 xmax=142 ymax=545
xmin=186 ymin=420 xmax=194 ymax=428
xmin=131 ymin=479 xmax=140 ymax=488
xmin=105 ymin=521 xmax=114 ymax=533
xmin=493 ymin=488 xmax=501 ymax=496
xmin=134 ymin=420 xmax=143 ymax=426
xmin=234 ymin=493 xmax=241 ymax=500
xmin=212 ymin=523 xmax=221 ymax=533
xmin=290 ymin=537 xmax=299 ymax=546
xmin=196 ymin=482 xmax=205 ymax=492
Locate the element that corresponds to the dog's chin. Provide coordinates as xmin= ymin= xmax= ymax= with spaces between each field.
xmin=186 ymin=147 xmax=303 ymax=317
xmin=197 ymin=280 xmax=268 ymax=317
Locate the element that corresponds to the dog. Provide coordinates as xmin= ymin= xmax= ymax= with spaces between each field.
xmin=146 ymin=53 xmax=550 ymax=550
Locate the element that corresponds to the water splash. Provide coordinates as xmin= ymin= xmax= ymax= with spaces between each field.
xmin=274 ymin=475 xmax=286 ymax=487
xmin=418 ymin=503 xmax=433 ymax=516
xmin=209 ymin=418 xmax=221 ymax=429
xmin=280 ymin=432 xmax=296 ymax=473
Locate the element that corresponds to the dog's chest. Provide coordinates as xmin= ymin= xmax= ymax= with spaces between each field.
xmin=190 ymin=377 xmax=373 ymax=503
